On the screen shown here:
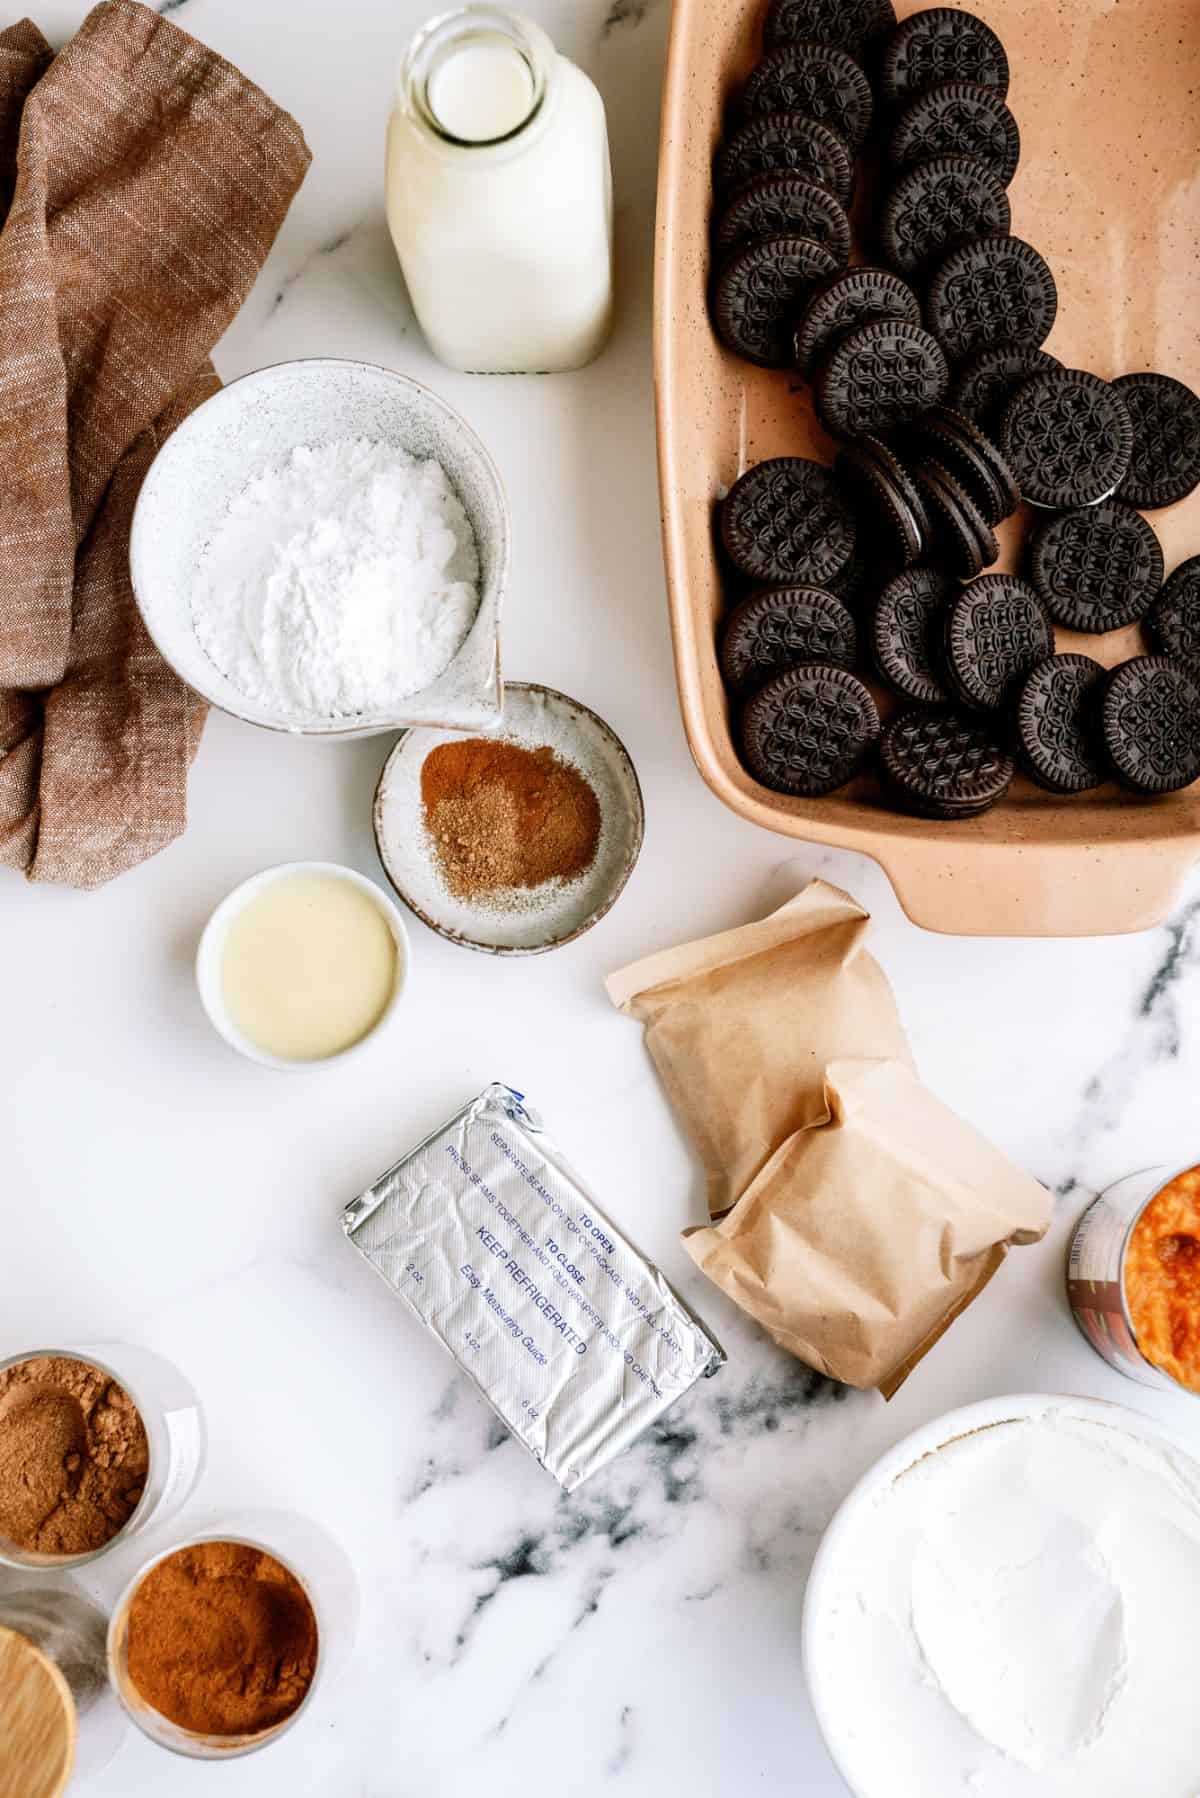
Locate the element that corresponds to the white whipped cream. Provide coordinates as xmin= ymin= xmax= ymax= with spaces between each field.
xmin=812 ymin=1412 xmax=1200 ymax=1795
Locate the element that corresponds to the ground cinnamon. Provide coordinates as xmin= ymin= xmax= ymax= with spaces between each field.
xmin=421 ymin=737 xmax=602 ymax=901
xmin=124 ymin=1540 xmax=318 ymax=1737
xmin=0 ymin=1356 xmax=148 ymax=1557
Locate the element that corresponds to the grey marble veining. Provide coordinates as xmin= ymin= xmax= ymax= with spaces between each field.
xmin=1054 ymin=892 xmax=1200 ymax=1199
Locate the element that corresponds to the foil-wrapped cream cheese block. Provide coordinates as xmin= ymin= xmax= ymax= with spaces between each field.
xmin=342 ymin=1084 xmax=724 ymax=1489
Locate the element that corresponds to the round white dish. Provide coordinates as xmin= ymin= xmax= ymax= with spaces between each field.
xmin=373 ymin=682 xmax=644 ymax=954
xmin=129 ymin=358 xmax=508 ymax=738
xmin=802 ymin=1392 xmax=1200 ymax=1798
xmin=195 ymin=861 xmax=410 ymax=1070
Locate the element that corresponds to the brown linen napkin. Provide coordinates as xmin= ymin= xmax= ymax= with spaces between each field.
xmin=0 ymin=1 xmax=310 ymax=886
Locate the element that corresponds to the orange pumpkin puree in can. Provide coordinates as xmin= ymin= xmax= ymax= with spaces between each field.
xmin=1125 ymin=1165 xmax=1200 ymax=1392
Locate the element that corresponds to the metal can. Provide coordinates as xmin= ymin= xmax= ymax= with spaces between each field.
xmin=1067 ymin=1162 xmax=1200 ymax=1393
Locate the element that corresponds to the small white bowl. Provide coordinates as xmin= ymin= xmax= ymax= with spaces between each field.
xmin=196 ymin=861 xmax=410 ymax=1071
xmin=130 ymin=358 xmax=509 ymax=738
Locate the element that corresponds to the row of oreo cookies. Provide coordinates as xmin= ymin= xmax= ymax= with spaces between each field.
xmin=860 ymin=12 xmax=1080 ymax=509
xmin=873 ymin=8 xmax=1017 ymax=279
xmin=873 ymin=10 xmax=1021 ymax=279
xmin=869 ymin=568 xmax=1200 ymax=798
xmin=717 ymin=432 xmax=1200 ymax=667
xmin=709 ymin=30 xmax=867 ymax=370
xmin=867 ymin=7 xmax=1052 ymax=373
xmin=707 ymin=0 xmax=911 ymax=368
xmin=733 ymin=645 xmax=1200 ymax=816
xmin=879 ymin=654 xmax=1200 ymax=817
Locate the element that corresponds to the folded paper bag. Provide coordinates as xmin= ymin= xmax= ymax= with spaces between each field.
xmin=605 ymin=880 xmax=912 ymax=1218
xmin=681 ymin=1058 xmax=1052 ymax=1396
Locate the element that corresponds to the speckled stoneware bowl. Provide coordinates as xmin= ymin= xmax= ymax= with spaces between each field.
xmin=129 ymin=358 xmax=508 ymax=738
xmin=656 ymin=0 xmax=1200 ymax=935
xmin=373 ymin=683 xmax=644 ymax=954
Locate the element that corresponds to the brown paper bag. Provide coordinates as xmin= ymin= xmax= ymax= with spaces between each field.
xmin=683 ymin=1058 xmax=1051 ymax=1396
xmin=605 ymin=880 xmax=912 ymax=1217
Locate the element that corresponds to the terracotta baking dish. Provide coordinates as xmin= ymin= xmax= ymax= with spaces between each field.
xmin=654 ymin=0 xmax=1200 ymax=935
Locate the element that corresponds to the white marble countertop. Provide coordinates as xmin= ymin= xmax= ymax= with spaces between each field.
xmin=5 ymin=1 xmax=1200 ymax=1793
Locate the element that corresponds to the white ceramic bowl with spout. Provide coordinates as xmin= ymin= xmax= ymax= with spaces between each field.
xmin=129 ymin=357 xmax=508 ymax=738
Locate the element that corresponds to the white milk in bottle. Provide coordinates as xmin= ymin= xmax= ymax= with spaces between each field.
xmin=386 ymin=6 xmax=614 ymax=373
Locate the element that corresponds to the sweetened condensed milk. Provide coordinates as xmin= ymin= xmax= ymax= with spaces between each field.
xmin=221 ymin=871 xmax=398 ymax=1063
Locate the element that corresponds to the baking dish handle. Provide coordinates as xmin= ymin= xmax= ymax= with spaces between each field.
xmin=876 ymin=835 xmax=1199 ymax=938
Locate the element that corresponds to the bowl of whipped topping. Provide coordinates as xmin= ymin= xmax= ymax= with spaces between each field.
xmin=129 ymin=357 xmax=508 ymax=737
xmin=802 ymin=1392 xmax=1200 ymax=1798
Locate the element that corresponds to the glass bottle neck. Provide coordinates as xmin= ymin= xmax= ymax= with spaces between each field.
xmin=401 ymin=7 xmax=556 ymax=149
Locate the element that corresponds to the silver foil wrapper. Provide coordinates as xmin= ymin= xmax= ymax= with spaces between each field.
xmin=342 ymin=1084 xmax=725 ymax=1490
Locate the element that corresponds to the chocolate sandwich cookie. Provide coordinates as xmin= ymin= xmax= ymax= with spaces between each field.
xmin=814 ymin=318 xmax=950 ymax=440
xmin=880 ymin=156 xmax=1010 ymax=279
xmin=949 ymin=344 xmax=1061 ymax=435
xmin=721 ymin=457 xmax=857 ymax=586
xmin=880 ymin=8 xmax=1010 ymax=107
xmin=742 ymin=662 xmax=880 ymax=796
xmin=1013 ymin=655 xmax=1108 ymax=793
xmin=793 ymin=266 xmax=921 ymax=378
xmin=715 ymin=111 xmax=854 ymax=205
xmin=880 ymin=706 xmax=1014 ymax=818
xmin=825 ymin=538 xmax=876 ymax=611
xmin=836 ymin=435 xmax=931 ymax=568
xmin=913 ymin=459 xmax=998 ymax=578
xmin=943 ymin=574 xmax=1054 ymax=712
xmin=889 ymin=80 xmax=1020 ymax=186
xmin=871 ymin=566 xmax=955 ymax=703
xmin=713 ymin=233 xmax=840 ymax=367
xmin=720 ymin=584 xmax=858 ymax=694
xmin=1101 ymin=656 xmax=1200 ymax=795
xmin=1000 ymin=369 xmax=1134 ymax=510
xmin=925 ymin=235 xmax=1058 ymax=363
xmin=1028 ymin=501 xmax=1163 ymax=633
xmin=1111 ymin=372 xmax=1200 ymax=511
xmin=740 ymin=43 xmax=873 ymax=150
xmin=714 ymin=172 xmax=851 ymax=263
xmin=763 ymin=0 xmax=897 ymax=63
xmin=907 ymin=405 xmax=1018 ymax=526
xmin=1144 ymin=556 xmax=1200 ymax=665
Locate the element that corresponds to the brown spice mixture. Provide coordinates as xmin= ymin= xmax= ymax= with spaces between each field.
xmin=0 ymin=1355 xmax=148 ymax=1557
xmin=125 ymin=1541 xmax=319 ymax=1737
xmin=421 ymin=737 xmax=602 ymax=901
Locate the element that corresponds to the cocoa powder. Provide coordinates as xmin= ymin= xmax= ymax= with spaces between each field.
xmin=0 ymin=1356 xmax=148 ymax=1557
xmin=421 ymin=737 xmax=602 ymax=901
xmin=125 ymin=1541 xmax=318 ymax=1737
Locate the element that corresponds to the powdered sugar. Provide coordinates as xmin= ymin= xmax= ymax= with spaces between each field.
xmin=191 ymin=438 xmax=480 ymax=719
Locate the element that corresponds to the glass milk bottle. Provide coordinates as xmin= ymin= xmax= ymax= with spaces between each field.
xmin=386 ymin=6 xmax=614 ymax=373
